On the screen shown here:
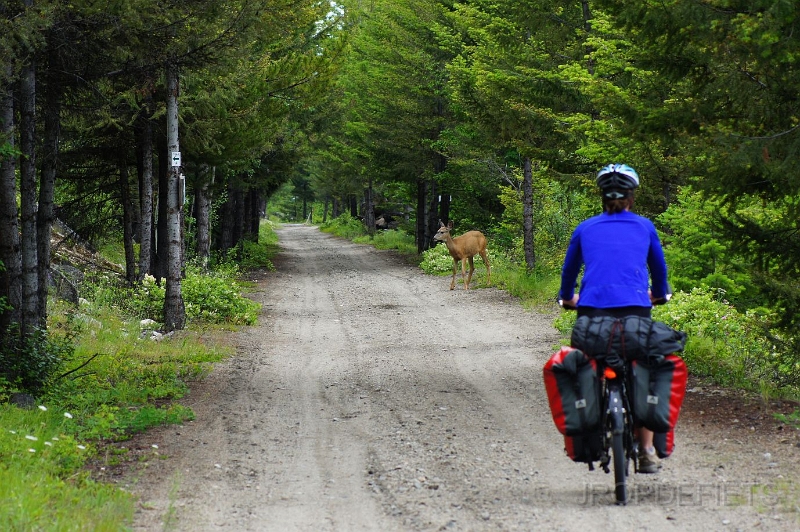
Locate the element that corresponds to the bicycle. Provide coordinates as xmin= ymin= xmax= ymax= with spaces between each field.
xmin=557 ymin=297 xmax=671 ymax=505
xmin=596 ymin=346 xmax=636 ymax=504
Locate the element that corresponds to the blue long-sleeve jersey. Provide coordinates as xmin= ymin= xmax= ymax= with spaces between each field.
xmin=560 ymin=210 xmax=669 ymax=309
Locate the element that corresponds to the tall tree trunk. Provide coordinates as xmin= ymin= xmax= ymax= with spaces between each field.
xmin=426 ymin=179 xmax=438 ymax=246
xmin=416 ymin=178 xmax=427 ymax=253
xmin=194 ymin=165 xmax=212 ymax=268
xmin=522 ymin=157 xmax=535 ymax=270
xmin=243 ymin=186 xmax=256 ymax=241
xmin=37 ymin=55 xmax=60 ymax=321
xmin=0 ymin=75 xmax=22 ymax=334
xmin=19 ymin=55 xmax=39 ymax=332
xmin=302 ymin=181 xmax=308 ymax=221
xmin=249 ymin=187 xmax=261 ymax=240
xmin=218 ymin=182 xmax=236 ymax=253
xmin=137 ymin=107 xmax=154 ymax=280
xmin=232 ymin=185 xmax=244 ymax=252
xmin=163 ymin=60 xmax=185 ymax=331
xmin=155 ymin=140 xmax=169 ymax=281
xmin=364 ymin=177 xmax=375 ymax=235
xmin=438 ymin=192 xmax=450 ymax=228
xmin=429 ymin=148 xmax=447 ymax=240
xmin=120 ymin=161 xmax=136 ymax=284
xmin=349 ymin=194 xmax=357 ymax=218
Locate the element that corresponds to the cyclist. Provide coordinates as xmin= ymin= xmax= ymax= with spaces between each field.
xmin=559 ymin=163 xmax=670 ymax=474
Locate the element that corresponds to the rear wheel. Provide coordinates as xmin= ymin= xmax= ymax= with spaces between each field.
xmin=612 ymin=431 xmax=627 ymax=504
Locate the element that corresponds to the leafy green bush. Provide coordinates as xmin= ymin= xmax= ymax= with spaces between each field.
xmin=419 ymin=243 xmax=456 ymax=275
xmin=182 ymin=265 xmax=260 ymax=325
xmin=653 ymin=288 xmax=781 ymax=389
xmin=658 ymin=188 xmax=755 ymax=303
xmin=90 ymin=265 xmax=259 ymax=326
xmin=130 ymin=274 xmax=166 ymax=320
xmin=0 ymin=327 xmax=74 ymax=395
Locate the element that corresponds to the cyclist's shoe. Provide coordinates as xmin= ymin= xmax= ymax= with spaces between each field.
xmin=637 ymin=447 xmax=662 ymax=474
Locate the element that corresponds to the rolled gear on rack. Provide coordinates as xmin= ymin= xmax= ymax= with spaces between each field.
xmin=570 ymin=315 xmax=687 ymax=364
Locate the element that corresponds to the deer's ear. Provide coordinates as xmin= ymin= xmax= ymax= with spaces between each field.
xmin=447 ymin=221 xmax=454 ymax=229
xmin=439 ymin=220 xmax=445 ymax=227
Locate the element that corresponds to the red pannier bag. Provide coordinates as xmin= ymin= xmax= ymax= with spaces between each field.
xmin=629 ymin=354 xmax=688 ymax=436
xmin=653 ymin=429 xmax=676 ymax=458
xmin=543 ymin=347 xmax=603 ymax=463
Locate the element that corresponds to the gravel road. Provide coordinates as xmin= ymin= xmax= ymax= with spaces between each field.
xmin=128 ymin=224 xmax=799 ymax=531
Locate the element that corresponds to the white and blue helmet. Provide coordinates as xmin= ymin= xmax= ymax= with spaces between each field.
xmin=596 ymin=164 xmax=640 ymax=192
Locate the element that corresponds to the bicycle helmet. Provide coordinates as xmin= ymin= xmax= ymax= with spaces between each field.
xmin=596 ymin=164 xmax=640 ymax=192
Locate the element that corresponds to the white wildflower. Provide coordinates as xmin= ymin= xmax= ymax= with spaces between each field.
xmin=25 ymin=435 xmax=38 ymax=441
xmin=28 ymin=449 xmax=36 ymax=453
xmin=64 ymin=412 xmax=73 ymax=419
xmin=38 ymin=405 xmax=47 ymax=411
xmin=77 ymin=445 xmax=86 ymax=450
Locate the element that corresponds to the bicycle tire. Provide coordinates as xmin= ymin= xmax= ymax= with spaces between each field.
xmin=612 ymin=431 xmax=627 ymax=504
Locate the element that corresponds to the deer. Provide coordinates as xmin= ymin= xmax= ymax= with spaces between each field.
xmin=432 ymin=220 xmax=491 ymax=290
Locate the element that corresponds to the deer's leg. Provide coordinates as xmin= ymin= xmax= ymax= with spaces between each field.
xmin=480 ymin=250 xmax=491 ymax=285
xmin=465 ymin=256 xmax=475 ymax=289
xmin=461 ymin=257 xmax=469 ymax=289
xmin=450 ymin=259 xmax=457 ymax=290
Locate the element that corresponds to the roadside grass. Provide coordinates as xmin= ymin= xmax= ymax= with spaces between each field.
xmin=0 ymin=221 xmax=278 ymax=531
xmin=0 ymin=402 xmax=133 ymax=531
xmin=354 ymin=229 xmax=418 ymax=255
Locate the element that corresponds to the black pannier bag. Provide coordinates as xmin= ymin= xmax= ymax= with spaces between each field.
xmin=543 ymin=347 xmax=603 ymax=463
xmin=564 ymin=431 xmax=604 ymax=463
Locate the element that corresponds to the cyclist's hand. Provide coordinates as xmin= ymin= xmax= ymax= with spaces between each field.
xmin=559 ymin=294 xmax=579 ymax=310
xmin=649 ymin=291 xmax=672 ymax=305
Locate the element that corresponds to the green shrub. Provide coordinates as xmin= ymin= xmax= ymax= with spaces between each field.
xmin=419 ymin=243 xmax=456 ymax=275
xmin=0 ymin=327 xmax=74 ymax=395
xmin=89 ymin=265 xmax=259 ymax=326
xmin=130 ymin=274 xmax=166 ymax=320
xmin=182 ymin=265 xmax=260 ymax=325
xmin=654 ymin=287 xmax=781 ymax=390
